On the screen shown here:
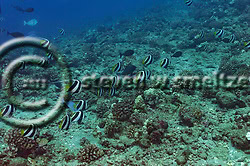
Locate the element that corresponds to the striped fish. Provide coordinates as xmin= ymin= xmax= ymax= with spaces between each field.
xmin=111 ymin=76 xmax=118 ymax=87
xmin=109 ymin=87 xmax=116 ymax=96
xmin=194 ymin=31 xmax=204 ymax=39
xmin=136 ymin=71 xmax=146 ymax=83
xmin=244 ymin=41 xmax=250 ymax=49
xmin=21 ymin=124 xmax=37 ymax=138
xmin=59 ymin=28 xmax=65 ymax=35
xmin=229 ymin=34 xmax=236 ymax=43
xmin=97 ymin=88 xmax=103 ymax=96
xmin=185 ymin=0 xmax=193 ymax=6
xmin=142 ymin=55 xmax=153 ymax=65
xmin=75 ymin=100 xmax=88 ymax=111
xmin=112 ymin=62 xmax=121 ymax=73
xmin=160 ymin=58 xmax=170 ymax=68
xmin=19 ymin=61 xmax=25 ymax=70
xmin=214 ymin=29 xmax=224 ymax=38
xmin=59 ymin=114 xmax=71 ymax=130
xmin=40 ymin=38 xmax=51 ymax=49
xmin=145 ymin=71 xmax=151 ymax=80
xmin=71 ymin=111 xmax=84 ymax=124
xmin=38 ymin=59 xmax=48 ymax=67
xmin=46 ymin=52 xmax=53 ymax=59
xmin=65 ymin=79 xmax=82 ymax=94
xmin=0 ymin=104 xmax=15 ymax=117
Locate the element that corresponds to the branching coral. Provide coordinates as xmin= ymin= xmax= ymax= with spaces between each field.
xmin=77 ymin=144 xmax=104 ymax=163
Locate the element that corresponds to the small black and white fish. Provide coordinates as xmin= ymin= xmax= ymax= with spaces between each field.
xmin=65 ymin=79 xmax=82 ymax=94
xmin=59 ymin=114 xmax=71 ymax=130
xmin=214 ymin=29 xmax=224 ymax=38
xmin=160 ymin=58 xmax=170 ymax=68
xmin=0 ymin=104 xmax=15 ymax=117
xmin=38 ymin=59 xmax=48 ymax=67
xmin=109 ymin=87 xmax=116 ymax=96
xmin=59 ymin=28 xmax=65 ymax=35
xmin=244 ymin=41 xmax=250 ymax=49
xmin=194 ymin=31 xmax=204 ymax=39
xmin=136 ymin=71 xmax=146 ymax=83
xmin=229 ymin=34 xmax=236 ymax=43
xmin=142 ymin=55 xmax=153 ymax=65
xmin=145 ymin=71 xmax=151 ymax=80
xmin=76 ymin=100 xmax=88 ymax=111
xmin=71 ymin=111 xmax=84 ymax=124
xmin=111 ymin=75 xmax=118 ymax=87
xmin=112 ymin=62 xmax=121 ymax=73
xmin=46 ymin=52 xmax=53 ymax=59
xmin=21 ymin=124 xmax=37 ymax=138
xmin=185 ymin=0 xmax=193 ymax=6
xmin=18 ymin=61 xmax=25 ymax=70
xmin=97 ymin=88 xmax=103 ymax=96
xmin=40 ymin=38 xmax=51 ymax=49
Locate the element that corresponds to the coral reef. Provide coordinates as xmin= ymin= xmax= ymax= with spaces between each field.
xmin=4 ymin=129 xmax=42 ymax=158
xmin=219 ymin=56 xmax=250 ymax=76
xmin=104 ymin=120 xmax=122 ymax=138
xmin=0 ymin=0 xmax=250 ymax=165
xmin=215 ymin=91 xmax=246 ymax=109
xmin=77 ymin=144 xmax=104 ymax=163
xmin=230 ymin=129 xmax=250 ymax=154
xmin=112 ymin=100 xmax=134 ymax=121
xmin=179 ymin=104 xmax=203 ymax=127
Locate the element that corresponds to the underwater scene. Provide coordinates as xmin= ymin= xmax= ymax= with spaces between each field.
xmin=0 ymin=0 xmax=249 ymax=165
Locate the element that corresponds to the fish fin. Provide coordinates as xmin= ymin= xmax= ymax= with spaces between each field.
xmin=112 ymin=64 xmax=117 ymax=72
xmin=0 ymin=107 xmax=3 ymax=116
xmin=73 ymin=101 xmax=79 ymax=109
xmin=160 ymin=60 xmax=163 ymax=67
xmin=65 ymin=84 xmax=70 ymax=91
xmin=59 ymin=118 xmax=64 ymax=129
xmin=20 ymin=129 xmax=25 ymax=136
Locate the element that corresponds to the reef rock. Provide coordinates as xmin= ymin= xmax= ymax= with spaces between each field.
xmin=216 ymin=91 xmax=245 ymax=109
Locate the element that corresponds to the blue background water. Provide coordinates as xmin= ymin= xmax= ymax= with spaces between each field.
xmin=0 ymin=0 xmax=166 ymax=44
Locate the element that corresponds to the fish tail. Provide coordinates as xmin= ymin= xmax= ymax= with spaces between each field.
xmin=24 ymin=21 xmax=26 ymax=26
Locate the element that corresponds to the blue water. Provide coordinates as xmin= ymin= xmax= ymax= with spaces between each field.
xmin=0 ymin=0 xmax=165 ymax=43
